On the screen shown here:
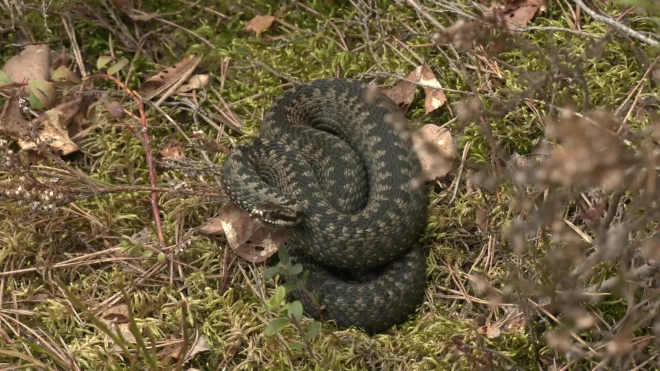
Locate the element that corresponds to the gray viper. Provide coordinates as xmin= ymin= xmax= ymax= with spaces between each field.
xmin=221 ymin=78 xmax=428 ymax=334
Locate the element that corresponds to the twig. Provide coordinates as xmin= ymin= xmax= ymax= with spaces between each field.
xmin=573 ymin=0 xmax=659 ymax=47
xmin=585 ymin=263 xmax=657 ymax=294
xmin=404 ymin=0 xmax=447 ymax=32
xmin=83 ymin=73 xmax=168 ymax=251
xmin=521 ymin=26 xmax=601 ymax=39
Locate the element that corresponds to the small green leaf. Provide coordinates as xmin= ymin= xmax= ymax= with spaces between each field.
xmin=277 ymin=246 xmax=289 ymax=262
xmin=273 ymin=285 xmax=286 ymax=305
xmin=107 ymin=58 xmax=129 ymax=76
xmin=304 ymin=321 xmax=322 ymax=341
xmin=142 ymin=249 xmax=153 ymax=258
xmin=287 ymin=301 xmax=303 ymax=321
xmin=282 ymin=282 xmax=298 ymax=293
xmin=29 ymin=92 xmax=45 ymax=109
xmin=287 ymin=263 xmax=303 ymax=275
xmin=97 ymin=56 xmax=115 ymax=70
xmin=264 ymin=318 xmax=290 ymax=336
xmin=0 ymin=71 xmax=11 ymax=84
xmin=158 ymin=252 xmax=167 ymax=263
xmin=51 ymin=65 xmax=81 ymax=84
xmin=290 ymin=343 xmax=304 ymax=350
xmin=28 ymin=79 xmax=56 ymax=108
xmin=264 ymin=266 xmax=281 ymax=279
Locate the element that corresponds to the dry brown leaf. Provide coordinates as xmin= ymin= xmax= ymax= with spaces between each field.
xmin=384 ymin=65 xmax=446 ymax=113
xmin=234 ymin=226 xmax=287 ymax=263
xmin=0 ymin=94 xmax=31 ymax=140
xmin=111 ymin=323 xmax=137 ymax=352
xmin=497 ymin=0 xmax=548 ymax=29
xmin=137 ymin=55 xmax=198 ymax=98
xmin=412 ymin=124 xmax=456 ymax=181
xmin=383 ymin=71 xmax=418 ymax=107
xmin=102 ymin=304 xmax=130 ymax=323
xmin=201 ymin=204 xmax=287 ymax=263
xmin=16 ymin=97 xmax=89 ymax=155
xmin=246 ymin=15 xmax=276 ymax=34
xmin=18 ymin=109 xmax=77 ymax=154
xmin=419 ymin=66 xmax=447 ymax=113
xmin=2 ymin=44 xmax=51 ymax=83
xmin=160 ymin=139 xmax=186 ymax=159
xmin=168 ymin=334 xmax=211 ymax=362
xmin=485 ymin=324 xmax=501 ymax=339
xmin=176 ymin=74 xmax=210 ymax=94
xmin=198 ymin=217 xmax=224 ymax=235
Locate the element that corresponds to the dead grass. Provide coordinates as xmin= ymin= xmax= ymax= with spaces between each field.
xmin=0 ymin=0 xmax=659 ymax=370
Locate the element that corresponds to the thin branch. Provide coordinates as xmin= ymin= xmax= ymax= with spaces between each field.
xmin=573 ymin=0 xmax=659 ymax=47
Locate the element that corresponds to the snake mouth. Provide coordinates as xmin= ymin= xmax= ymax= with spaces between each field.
xmin=250 ymin=203 xmax=302 ymax=228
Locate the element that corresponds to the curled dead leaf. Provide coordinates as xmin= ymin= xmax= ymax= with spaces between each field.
xmin=0 ymin=94 xmax=31 ymax=140
xmin=246 ymin=15 xmax=276 ymax=34
xmin=176 ymin=74 xmax=210 ymax=94
xmin=492 ymin=0 xmax=548 ymax=29
xmin=28 ymin=79 xmax=57 ymax=109
xmin=102 ymin=304 xmax=130 ymax=323
xmin=137 ymin=55 xmax=202 ymax=100
xmin=412 ymin=124 xmax=456 ymax=181
xmin=18 ymin=108 xmax=78 ymax=155
xmin=383 ymin=65 xmax=447 ymax=114
xmin=160 ymin=139 xmax=186 ymax=159
xmin=2 ymin=44 xmax=51 ymax=83
xmin=167 ymin=333 xmax=211 ymax=363
xmin=200 ymin=204 xmax=287 ymax=263
xmin=110 ymin=323 xmax=137 ymax=352
xmin=13 ymin=96 xmax=92 ymax=155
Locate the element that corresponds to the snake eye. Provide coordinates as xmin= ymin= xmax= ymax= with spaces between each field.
xmin=251 ymin=203 xmax=302 ymax=228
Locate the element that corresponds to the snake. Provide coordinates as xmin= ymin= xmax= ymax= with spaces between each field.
xmin=221 ymin=78 xmax=428 ymax=334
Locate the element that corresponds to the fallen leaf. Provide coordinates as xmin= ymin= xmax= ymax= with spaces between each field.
xmin=167 ymin=333 xmax=211 ymax=362
xmin=419 ymin=66 xmax=447 ymax=113
xmin=102 ymin=304 xmax=130 ymax=323
xmin=106 ymin=58 xmax=129 ymax=76
xmin=15 ymin=96 xmax=91 ymax=152
xmin=111 ymin=323 xmax=137 ymax=352
xmin=1 ymin=44 xmax=51 ymax=83
xmin=0 ymin=71 xmax=12 ymax=83
xmin=383 ymin=72 xmax=418 ymax=107
xmin=137 ymin=55 xmax=201 ymax=99
xmin=51 ymin=65 xmax=81 ymax=84
xmin=175 ymin=74 xmax=210 ymax=94
xmin=485 ymin=324 xmax=501 ymax=339
xmin=0 ymin=94 xmax=31 ymax=140
xmin=246 ymin=15 xmax=276 ymax=34
xmin=200 ymin=204 xmax=287 ymax=263
xmin=384 ymin=65 xmax=447 ymax=113
xmin=28 ymin=79 xmax=56 ymax=109
xmin=67 ymin=96 xmax=95 ymax=146
xmin=97 ymin=56 xmax=116 ymax=70
xmin=160 ymin=139 xmax=186 ymax=159
xmin=494 ymin=0 xmax=548 ymax=29
xmin=412 ymin=124 xmax=456 ymax=181
xmin=18 ymin=105 xmax=79 ymax=155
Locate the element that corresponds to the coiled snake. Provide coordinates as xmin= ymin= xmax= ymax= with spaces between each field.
xmin=222 ymin=78 xmax=428 ymax=334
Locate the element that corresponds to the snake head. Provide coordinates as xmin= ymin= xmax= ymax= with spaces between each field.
xmin=250 ymin=202 xmax=303 ymax=228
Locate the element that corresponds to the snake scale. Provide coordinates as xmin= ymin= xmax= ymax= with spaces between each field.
xmin=221 ymin=78 xmax=428 ymax=334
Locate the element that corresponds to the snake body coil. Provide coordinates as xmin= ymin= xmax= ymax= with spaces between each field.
xmin=222 ymin=78 xmax=427 ymax=333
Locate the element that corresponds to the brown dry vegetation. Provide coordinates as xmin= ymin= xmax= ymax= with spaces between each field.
xmin=1 ymin=0 xmax=660 ymax=370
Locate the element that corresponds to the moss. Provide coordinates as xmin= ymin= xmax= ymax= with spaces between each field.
xmin=0 ymin=0 xmax=657 ymax=369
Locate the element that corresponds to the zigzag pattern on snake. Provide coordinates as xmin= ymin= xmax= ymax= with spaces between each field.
xmin=221 ymin=78 xmax=428 ymax=334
